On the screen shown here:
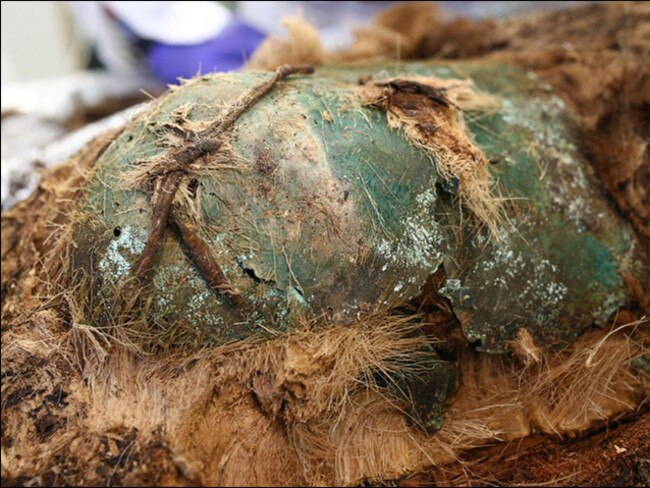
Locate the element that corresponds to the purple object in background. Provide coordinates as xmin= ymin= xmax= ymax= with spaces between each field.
xmin=147 ymin=19 xmax=266 ymax=85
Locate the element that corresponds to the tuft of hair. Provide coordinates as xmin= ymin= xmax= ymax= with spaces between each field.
xmin=247 ymin=16 xmax=326 ymax=71
xmin=360 ymin=76 xmax=503 ymax=236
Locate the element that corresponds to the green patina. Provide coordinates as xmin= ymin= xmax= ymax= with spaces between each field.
xmin=70 ymin=61 xmax=646 ymax=430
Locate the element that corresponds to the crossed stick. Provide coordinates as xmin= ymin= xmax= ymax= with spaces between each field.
xmin=132 ymin=65 xmax=314 ymax=306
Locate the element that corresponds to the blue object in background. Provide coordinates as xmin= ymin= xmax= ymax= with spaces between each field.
xmin=147 ymin=19 xmax=266 ymax=84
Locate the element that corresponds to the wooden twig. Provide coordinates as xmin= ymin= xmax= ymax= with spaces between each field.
xmin=133 ymin=172 xmax=182 ymax=276
xmin=169 ymin=208 xmax=245 ymax=306
xmin=203 ymin=65 xmax=314 ymax=140
xmin=133 ymin=65 xmax=314 ymax=301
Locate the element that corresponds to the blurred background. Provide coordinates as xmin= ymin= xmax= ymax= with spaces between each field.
xmin=1 ymin=1 xmax=590 ymax=84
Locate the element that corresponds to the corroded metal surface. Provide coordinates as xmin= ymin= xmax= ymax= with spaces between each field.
xmin=444 ymin=65 xmax=641 ymax=351
xmin=70 ymin=61 xmax=647 ymax=430
xmin=74 ymin=62 xmax=644 ymax=349
xmin=75 ymin=71 xmax=448 ymax=345
xmin=318 ymin=62 xmax=646 ymax=352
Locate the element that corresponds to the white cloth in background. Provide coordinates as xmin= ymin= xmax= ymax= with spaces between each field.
xmin=104 ymin=1 xmax=231 ymax=44
xmin=68 ymin=1 xmax=231 ymax=76
xmin=0 ymin=71 xmax=153 ymax=210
